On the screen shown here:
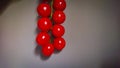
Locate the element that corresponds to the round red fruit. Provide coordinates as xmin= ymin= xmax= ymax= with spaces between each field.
xmin=37 ymin=18 xmax=52 ymax=31
xmin=53 ymin=0 xmax=66 ymax=11
xmin=52 ymin=11 xmax=65 ymax=24
xmin=53 ymin=37 xmax=66 ymax=50
xmin=52 ymin=24 xmax=65 ymax=37
xmin=42 ymin=43 xmax=54 ymax=56
xmin=36 ymin=32 xmax=50 ymax=46
xmin=37 ymin=3 xmax=51 ymax=17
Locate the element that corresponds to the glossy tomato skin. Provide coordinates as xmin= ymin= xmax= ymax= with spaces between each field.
xmin=37 ymin=3 xmax=51 ymax=17
xmin=52 ymin=11 xmax=66 ymax=24
xmin=36 ymin=32 xmax=50 ymax=46
xmin=42 ymin=43 xmax=54 ymax=56
xmin=53 ymin=37 xmax=66 ymax=50
xmin=53 ymin=0 xmax=66 ymax=11
xmin=37 ymin=18 xmax=52 ymax=31
xmin=52 ymin=24 xmax=65 ymax=37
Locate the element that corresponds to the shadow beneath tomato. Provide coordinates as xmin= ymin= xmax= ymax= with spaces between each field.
xmin=54 ymin=49 xmax=61 ymax=54
xmin=36 ymin=0 xmax=42 ymax=4
xmin=37 ymin=0 xmax=52 ymax=4
xmin=34 ymin=45 xmax=51 ymax=60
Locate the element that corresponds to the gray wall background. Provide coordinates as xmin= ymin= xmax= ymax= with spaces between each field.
xmin=0 ymin=0 xmax=120 ymax=68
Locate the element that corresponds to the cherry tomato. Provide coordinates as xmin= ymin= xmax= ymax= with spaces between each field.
xmin=53 ymin=0 xmax=66 ymax=11
xmin=37 ymin=18 xmax=52 ymax=31
xmin=36 ymin=32 xmax=50 ymax=46
xmin=52 ymin=11 xmax=66 ymax=24
xmin=52 ymin=24 xmax=65 ymax=37
xmin=37 ymin=3 xmax=51 ymax=17
xmin=53 ymin=37 xmax=66 ymax=50
xmin=42 ymin=43 xmax=54 ymax=56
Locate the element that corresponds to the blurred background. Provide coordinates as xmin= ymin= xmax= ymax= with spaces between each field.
xmin=0 ymin=0 xmax=120 ymax=68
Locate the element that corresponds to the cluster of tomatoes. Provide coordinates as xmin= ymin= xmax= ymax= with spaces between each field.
xmin=36 ymin=0 xmax=66 ymax=57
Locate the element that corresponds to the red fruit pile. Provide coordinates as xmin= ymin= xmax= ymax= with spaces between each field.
xmin=36 ymin=0 xmax=66 ymax=57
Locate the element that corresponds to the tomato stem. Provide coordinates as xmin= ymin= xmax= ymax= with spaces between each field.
xmin=50 ymin=0 xmax=53 ymax=19
xmin=50 ymin=0 xmax=54 ymax=43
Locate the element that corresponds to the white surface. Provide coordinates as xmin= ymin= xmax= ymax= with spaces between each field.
xmin=0 ymin=0 xmax=120 ymax=68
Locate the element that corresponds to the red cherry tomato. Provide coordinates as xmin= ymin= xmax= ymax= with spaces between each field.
xmin=53 ymin=37 xmax=66 ymax=50
xmin=37 ymin=18 xmax=52 ymax=31
xmin=52 ymin=24 xmax=65 ymax=37
xmin=42 ymin=43 xmax=54 ymax=56
xmin=37 ymin=3 xmax=51 ymax=17
xmin=36 ymin=32 xmax=50 ymax=46
xmin=52 ymin=11 xmax=66 ymax=24
xmin=53 ymin=0 xmax=66 ymax=11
